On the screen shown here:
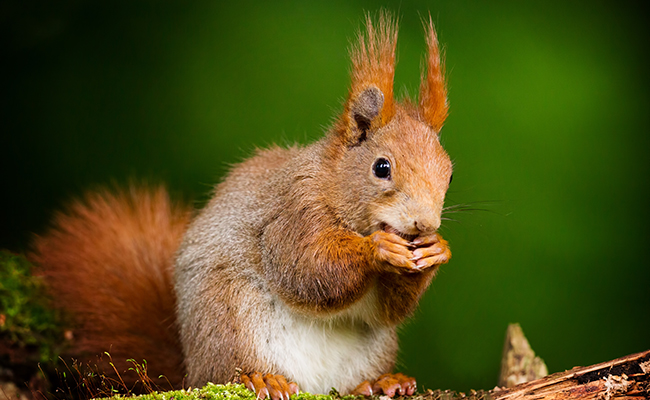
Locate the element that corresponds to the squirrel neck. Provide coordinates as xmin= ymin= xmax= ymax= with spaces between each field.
xmin=255 ymin=137 xmax=360 ymax=235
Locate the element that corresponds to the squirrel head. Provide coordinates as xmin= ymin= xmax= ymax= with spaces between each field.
xmin=325 ymin=12 xmax=452 ymax=240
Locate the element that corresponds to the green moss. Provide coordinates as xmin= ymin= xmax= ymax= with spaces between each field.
xmin=0 ymin=250 xmax=64 ymax=363
xmin=96 ymin=383 xmax=493 ymax=400
xmin=97 ymin=383 xmax=363 ymax=400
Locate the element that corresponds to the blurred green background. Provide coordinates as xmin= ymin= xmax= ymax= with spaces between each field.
xmin=2 ymin=0 xmax=648 ymax=393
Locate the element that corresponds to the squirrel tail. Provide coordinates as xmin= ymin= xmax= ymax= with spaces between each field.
xmin=30 ymin=184 xmax=192 ymax=390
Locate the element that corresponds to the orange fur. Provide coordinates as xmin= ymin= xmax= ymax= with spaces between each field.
xmin=419 ymin=16 xmax=449 ymax=133
xmin=30 ymin=185 xmax=191 ymax=389
xmin=335 ymin=12 xmax=448 ymax=142
xmin=335 ymin=11 xmax=398 ymax=143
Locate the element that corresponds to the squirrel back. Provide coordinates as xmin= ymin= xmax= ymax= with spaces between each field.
xmin=31 ymin=185 xmax=191 ymax=389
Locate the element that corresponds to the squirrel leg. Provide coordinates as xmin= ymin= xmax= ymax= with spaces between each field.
xmin=371 ymin=231 xmax=447 ymax=323
xmin=241 ymin=372 xmax=299 ymax=400
xmin=350 ymin=373 xmax=417 ymax=397
xmin=411 ymin=232 xmax=451 ymax=270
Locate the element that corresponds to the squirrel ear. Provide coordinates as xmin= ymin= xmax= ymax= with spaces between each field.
xmin=419 ymin=16 xmax=448 ymax=134
xmin=333 ymin=11 xmax=397 ymax=146
xmin=350 ymin=86 xmax=384 ymax=142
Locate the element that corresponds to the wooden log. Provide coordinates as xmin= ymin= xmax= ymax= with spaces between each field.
xmin=490 ymin=349 xmax=650 ymax=400
xmin=418 ymin=350 xmax=649 ymax=400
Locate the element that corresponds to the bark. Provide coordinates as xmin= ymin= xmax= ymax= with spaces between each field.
xmin=489 ymin=348 xmax=650 ymax=400
xmin=416 ymin=333 xmax=649 ymax=400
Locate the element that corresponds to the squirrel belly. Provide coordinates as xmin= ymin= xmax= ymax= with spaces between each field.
xmin=262 ymin=289 xmax=397 ymax=394
xmin=262 ymin=285 xmax=397 ymax=394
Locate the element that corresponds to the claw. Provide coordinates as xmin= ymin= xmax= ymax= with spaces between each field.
xmin=352 ymin=373 xmax=417 ymax=397
xmin=240 ymin=372 xmax=299 ymax=400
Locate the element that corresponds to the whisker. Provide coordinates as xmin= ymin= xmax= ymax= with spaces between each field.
xmin=443 ymin=208 xmax=490 ymax=214
xmin=443 ymin=200 xmax=500 ymax=210
xmin=442 ymin=200 xmax=506 ymax=216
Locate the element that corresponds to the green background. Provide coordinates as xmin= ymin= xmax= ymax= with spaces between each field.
xmin=2 ymin=0 xmax=648 ymax=393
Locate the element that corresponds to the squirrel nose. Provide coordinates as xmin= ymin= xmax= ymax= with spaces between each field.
xmin=414 ymin=217 xmax=440 ymax=234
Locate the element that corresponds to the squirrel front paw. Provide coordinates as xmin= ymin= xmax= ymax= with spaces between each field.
xmin=370 ymin=231 xmax=417 ymax=272
xmin=350 ymin=373 xmax=417 ymax=397
xmin=241 ymin=372 xmax=299 ymax=400
xmin=411 ymin=232 xmax=451 ymax=269
xmin=370 ymin=230 xmax=451 ymax=273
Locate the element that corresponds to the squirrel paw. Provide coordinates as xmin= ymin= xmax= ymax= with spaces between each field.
xmin=241 ymin=372 xmax=299 ymax=400
xmin=350 ymin=373 xmax=417 ymax=397
xmin=411 ymin=232 xmax=451 ymax=270
xmin=370 ymin=231 xmax=417 ymax=272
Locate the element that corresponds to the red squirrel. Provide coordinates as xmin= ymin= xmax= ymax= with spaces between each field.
xmin=31 ymin=12 xmax=452 ymax=399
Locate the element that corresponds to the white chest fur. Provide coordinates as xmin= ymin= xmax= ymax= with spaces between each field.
xmin=257 ymin=286 xmax=395 ymax=394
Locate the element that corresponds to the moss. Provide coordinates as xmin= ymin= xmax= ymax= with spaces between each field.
xmin=0 ymin=249 xmax=64 ymax=363
xmin=95 ymin=383 xmax=496 ymax=400
xmin=97 ymin=383 xmax=363 ymax=400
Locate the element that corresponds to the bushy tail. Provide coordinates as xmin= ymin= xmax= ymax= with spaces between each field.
xmin=30 ymin=185 xmax=192 ymax=390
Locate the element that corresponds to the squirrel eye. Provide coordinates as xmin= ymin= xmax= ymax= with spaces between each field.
xmin=373 ymin=157 xmax=391 ymax=179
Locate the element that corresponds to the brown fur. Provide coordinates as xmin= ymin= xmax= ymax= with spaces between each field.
xmin=30 ymin=185 xmax=191 ymax=388
xmin=176 ymin=11 xmax=452 ymax=392
xmin=32 ymin=11 xmax=452 ymax=395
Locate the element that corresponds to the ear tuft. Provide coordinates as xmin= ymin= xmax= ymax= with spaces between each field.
xmin=419 ymin=16 xmax=448 ymax=134
xmin=334 ymin=11 xmax=397 ymax=145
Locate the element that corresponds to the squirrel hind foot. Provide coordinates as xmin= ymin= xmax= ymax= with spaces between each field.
xmin=240 ymin=372 xmax=299 ymax=400
xmin=350 ymin=373 xmax=417 ymax=397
